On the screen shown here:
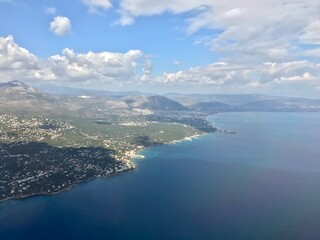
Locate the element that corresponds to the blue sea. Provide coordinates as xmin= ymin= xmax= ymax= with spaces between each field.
xmin=1 ymin=112 xmax=320 ymax=240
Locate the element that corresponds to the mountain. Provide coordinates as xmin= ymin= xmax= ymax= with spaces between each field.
xmin=35 ymin=84 xmax=152 ymax=98
xmin=0 ymin=80 xmax=27 ymax=88
xmin=0 ymin=80 xmax=58 ymax=114
xmin=1 ymin=81 xmax=319 ymax=114
xmin=166 ymin=93 xmax=320 ymax=112
xmin=0 ymin=80 xmax=40 ymax=95
xmin=165 ymin=93 xmax=271 ymax=106
xmin=122 ymin=95 xmax=188 ymax=111
xmin=190 ymin=101 xmax=239 ymax=112
xmin=242 ymin=98 xmax=320 ymax=111
xmin=0 ymin=81 xmax=189 ymax=115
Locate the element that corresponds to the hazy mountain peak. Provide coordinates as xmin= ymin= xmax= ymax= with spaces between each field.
xmin=8 ymin=80 xmax=26 ymax=86
xmin=120 ymin=95 xmax=188 ymax=111
xmin=0 ymin=80 xmax=38 ymax=93
xmin=0 ymin=80 xmax=42 ymax=104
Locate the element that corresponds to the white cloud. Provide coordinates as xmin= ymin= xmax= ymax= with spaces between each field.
xmin=47 ymin=48 xmax=143 ymax=82
xmin=0 ymin=35 xmax=38 ymax=70
xmin=117 ymin=0 xmax=208 ymax=26
xmin=116 ymin=10 xmax=135 ymax=26
xmin=82 ymin=0 xmax=112 ymax=13
xmin=116 ymin=0 xmax=320 ymax=63
xmin=50 ymin=16 xmax=72 ymax=36
xmin=153 ymin=61 xmax=320 ymax=93
xmin=302 ymin=48 xmax=320 ymax=58
xmin=0 ymin=35 xmax=319 ymax=96
xmin=0 ymin=35 xmax=46 ymax=81
xmin=299 ymin=20 xmax=320 ymax=45
xmin=155 ymin=62 xmax=252 ymax=85
xmin=0 ymin=35 xmax=144 ymax=84
xmin=274 ymin=72 xmax=317 ymax=82
xmin=44 ymin=6 xmax=57 ymax=15
xmin=173 ymin=60 xmax=181 ymax=65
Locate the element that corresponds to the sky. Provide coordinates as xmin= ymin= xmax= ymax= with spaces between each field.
xmin=0 ymin=0 xmax=319 ymax=97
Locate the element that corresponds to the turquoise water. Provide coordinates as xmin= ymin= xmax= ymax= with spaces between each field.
xmin=1 ymin=112 xmax=320 ymax=240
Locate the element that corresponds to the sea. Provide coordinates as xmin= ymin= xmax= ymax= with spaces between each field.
xmin=1 ymin=112 xmax=320 ymax=240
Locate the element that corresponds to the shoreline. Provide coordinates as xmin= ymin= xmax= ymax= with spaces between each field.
xmin=0 ymin=167 xmax=135 ymax=204
xmin=130 ymin=132 xmax=207 ymax=164
xmin=0 ymin=132 xmax=207 ymax=204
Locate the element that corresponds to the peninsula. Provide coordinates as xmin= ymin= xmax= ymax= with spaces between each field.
xmin=0 ymin=81 xmax=216 ymax=202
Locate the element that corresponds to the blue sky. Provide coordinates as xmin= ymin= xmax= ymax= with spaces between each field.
xmin=0 ymin=0 xmax=319 ymax=97
xmin=0 ymin=0 xmax=217 ymax=73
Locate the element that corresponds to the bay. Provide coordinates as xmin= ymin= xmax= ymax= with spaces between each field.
xmin=1 ymin=112 xmax=320 ymax=240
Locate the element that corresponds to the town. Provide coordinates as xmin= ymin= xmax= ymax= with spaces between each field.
xmin=0 ymin=110 xmax=216 ymax=201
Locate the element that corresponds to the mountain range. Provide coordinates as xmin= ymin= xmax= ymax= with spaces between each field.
xmin=1 ymin=81 xmax=320 ymax=114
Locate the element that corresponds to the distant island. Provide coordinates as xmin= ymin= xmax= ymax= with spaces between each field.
xmin=1 ymin=80 xmax=319 ymax=202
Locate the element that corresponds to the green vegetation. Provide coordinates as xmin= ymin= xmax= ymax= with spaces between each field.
xmin=0 ymin=81 xmax=217 ymax=201
xmin=0 ymin=112 xmax=211 ymax=201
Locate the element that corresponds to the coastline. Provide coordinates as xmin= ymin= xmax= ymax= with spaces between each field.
xmin=130 ymin=132 xmax=207 ymax=165
xmin=169 ymin=133 xmax=203 ymax=145
xmin=0 ymin=166 xmax=135 ymax=204
xmin=0 ymin=132 xmax=207 ymax=204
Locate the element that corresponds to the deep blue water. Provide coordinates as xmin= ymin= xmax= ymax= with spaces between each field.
xmin=1 ymin=112 xmax=320 ymax=240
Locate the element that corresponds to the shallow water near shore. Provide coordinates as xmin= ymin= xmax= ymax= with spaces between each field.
xmin=1 ymin=112 xmax=320 ymax=240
